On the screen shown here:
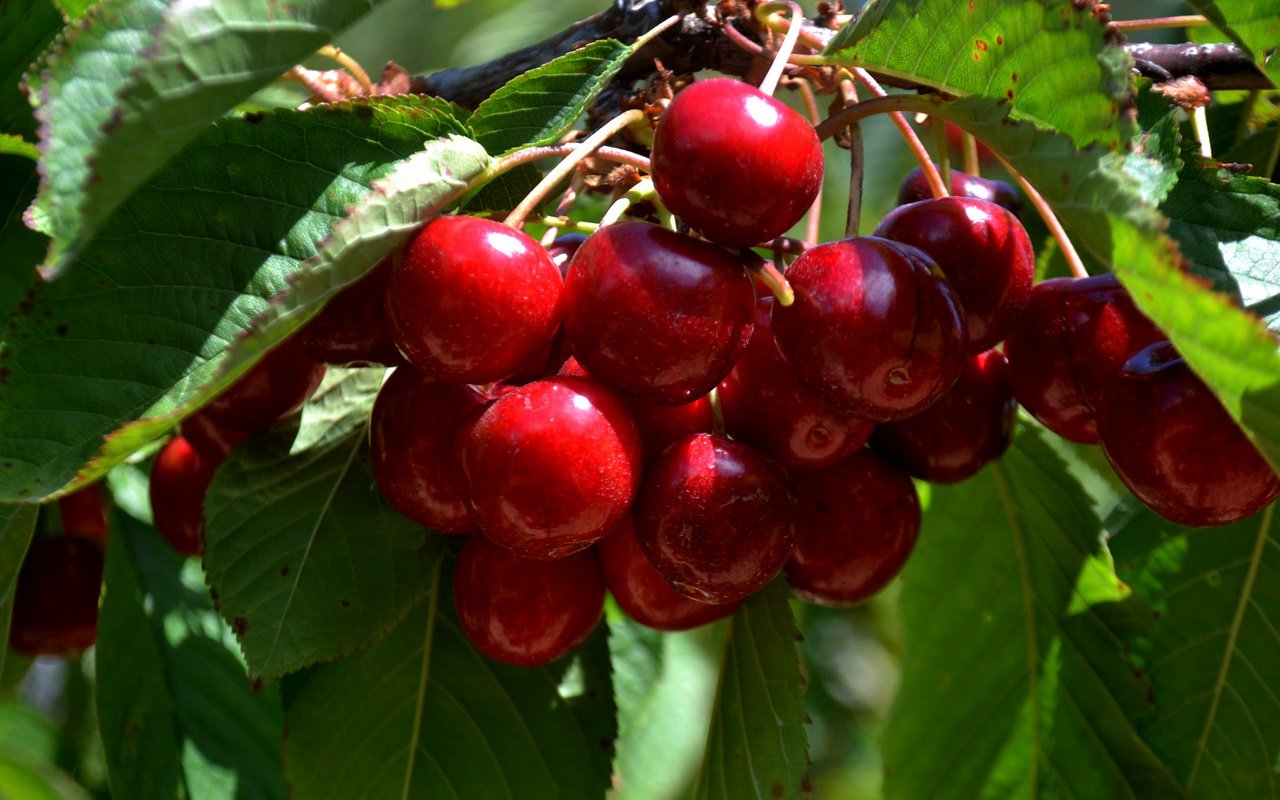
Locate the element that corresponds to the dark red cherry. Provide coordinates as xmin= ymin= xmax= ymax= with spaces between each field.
xmin=298 ymin=260 xmax=403 ymax=367
xmin=875 ymin=197 xmax=1033 ymax=352
xmin=8 ymin=537 xmax=104 ymax=656
xmin=546 ymin=233 xmax=587 ymax=274
xmin=180 ymin=412 xmax=250 ymax=462
xmin=635 ymin=433 xmax=795 ymax=605
xmin=771 ymin=236 xmax=967 ymax=422
xmin=1005 ymin=275 xmax=1164 ymax=444
xmin=453 ymin=535 xmax=604 ymax=667
xmin=503 ymin=234 xmax=590 ymax=384
xmin=651 ymin=77 xmax=824 ymax=247
xmin=872 ymin=349 xmax=1017 ymax=483
xmin=597 ymin=516 xmax=739 ymax=631
xmin=58 ymin=484 xmax=108 ymax=542
xmin=460 ymin=377 xmax=643 ymax=560
xmin=387 ymin=216 xmax=563 ymax=383
xmin=1098 ymin=341 xmax=1280 ymax=526
xmin=563 ymin=222 xmax=755 ymax=405
xmin=786 ymin=449 xmax=920 ymax=606
xmin=370 ymin=370 xmax=488 ymax=534
xmin=719 ymin=298 xmax=874 ymax=471
xmin=897 ymin=166 xmax=1021 ymax=216
xmin=150 ymin=436 xmax=217 ymax=556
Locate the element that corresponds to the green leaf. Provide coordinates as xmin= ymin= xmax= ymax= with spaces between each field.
xmin=692 ymin=581 xmax=809 ymax=800
xmin=1160 ymin=149 xmax=1280 ymax=329
xmin=1185 ymin=1 xmax=1280 ymax=83
xmin=0 ymin=98 xmax=474 ymax=503
xmin=203 ymin=369 xmax=441 ymax=682
xmin=0 ymin=0 xmax=60 ymax=140
xmin=0 ymin=754 xmax=91 ymax=800
xmin=610 ymin=617 xmax=725 ymax=800
xmin=883 ymin=424 xmax=1184 ymax=800
xmin=282 ymin=560 xmax=616 ymax=800
xmin=1123 ymin=111 xmax=1183 ymax=207
xmin=0 ymin=154 xmax=42 ymax=323
xmin=824 ymin=0 xmax=1136 ymax=149
xmin=0 ymin=503 xmax=37 ymax=683
xmin=25 ymin=0 xmax=404 ymax=277
xmin=97 ymin=510 xmax=287 ymax=800
xmin=1110 ymin=503 xmax=1279 ymax=800
xmin=469 ymin=39 xmax=632 ymax=155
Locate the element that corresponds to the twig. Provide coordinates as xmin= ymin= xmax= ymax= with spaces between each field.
xmin=1111 ymin=15 xmax=1210 ymax=32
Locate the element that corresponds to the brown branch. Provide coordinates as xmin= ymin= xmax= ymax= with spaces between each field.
xmin=1127 ymin=42 xmax=1270 ymax=90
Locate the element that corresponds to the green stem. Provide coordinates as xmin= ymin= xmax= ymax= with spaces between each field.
xmin=755 ymin=2 xmax=806 ymax=96
xmin=1110 ymin=15 xmax=1211 ymax=32
xmin=933 ymin=117 xmax=952 ymax=197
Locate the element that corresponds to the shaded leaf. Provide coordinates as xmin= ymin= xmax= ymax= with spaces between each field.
xmin=0 ymin=153 xmax=43 ymax=327
xmin=97 ymin=510 xmax=287 ymax=800
xmin=0 ymin=0 xmax=60 ymax=140
xmin=0 ymin=754 xmax=91 ymax=800
xmin=0 ymin=503 xmax=38 ymax=683
xmin=883 ymin=424 xmax=1184 ymax=800
xmin=203 ymin=369 xmax=440 ymax=682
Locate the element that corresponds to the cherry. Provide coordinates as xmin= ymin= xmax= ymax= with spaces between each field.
xmin=872 ymin=349 xmax=1017 ymax=483
xmin=150 ymin=435 xmax=217 ymax=556
xmin=771 ymin=236 xmax=967 ymax=422
xmin=897 ymin=166 xmax=1021 ymax=216
xmin=546 ymin=233 xmax=587 ymax=273
xmin=387 ymin=215 xmax=563 ymax=383
xmin=453 ymin=535 xmax=604 ymax=667
xmin=651 ymin=77 xmax=824 ymax=247
xmin=875 ymin=197 xmax=1034 ymax=352
xmin=298 ymin=259 xmax=402 ymax=367
xmin=563 ymin=222 xmax=755 ymax=405
xmin=718 ymin=298 xmax=873 ymax=470
xmin=504 ymin=235 xmax=587 ymax=384
xmin=1004 ymin=275 xmax=1164 ymax=444
xmin=597 ymin=516 xmax=739 ymax=631
xmin=370 ymin=370 xmax=488 ymax=534
xmin=58 ymin=484 xmax=108 ymax=542
xmin=635 ymin=433 xmax=795 ymax=605
xmin=786 ymin=449 xmax=920 ymax=606
xmin=1098 ymin=341 xmax=1280 ymax=527
xmin=459 ymin=377 xmax=643 ymax=560
xmin=8 ymin=537 xmax=104 ymax=656
xmin=180 ymin=412 xmax=250 ymax=462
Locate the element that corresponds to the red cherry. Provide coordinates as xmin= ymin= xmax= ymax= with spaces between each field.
xmin=771 ymin=236 xmax=967 ymax=422
xmin=635 ymin=433 xmax=795 ymax=605
xmin=370 ymin=370 xmax=488 ymax=534
xmin=874 ymin=197 xmax=1034 ymax=352
xmin=1098 ymin=341 xmax=1280 ymax=526
xmin=453 ymin=535 xmax=604 ymax=667
xmin=58 ymin=484 xmax=108 ymax=542
xmin=1005 ymin=275 xmax=1164 ymax=444
xmin=786 ymin=449 xmax=920 ymax=606
xmin=8 ymin=537 xmax=104 ymax=656
xmin=546 ymin=233 xmax=587 ymax=274
xmin=150 ymin=436 xmax=217 ymax=556
xmin=719 ymin=298 xmax=874 ymax=471
xmin=563 ymin=222 xmax=755 ymax=405
xmin=298 ymin=260 xmax=403 ymax=367
xmin=186 ymin=336 xmax=325 ymax=444
xmin=460 ymin=377 xmax=643 ymax=560
xmin=598 ymin=516 xmax=739 ymax=631
xmin=386 ymin=216 xmax=563 ymax=383
xmin=651 ymin=78 xmax=823 ymax=247
xmin=897 ymin=166 xmax=1022 ymax=216
xmin=180 ymin=412 xmax=250 ymax=462
xmin=872 ymin=349 xmax=1017 ymax=483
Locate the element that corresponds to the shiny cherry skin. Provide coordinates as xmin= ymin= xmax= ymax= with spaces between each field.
xmin=786 ymin=449 xmax=920 ymax=606
xmin=150 ymin=435 xmax=217 ymax=556
xmin=453 ymin=535 xmax=605 ymax=667
xmin=598 ymin=516 xmax=739 ymax=631
xmin=875 ymin=197 xmax=1034 ymax=352
xmin=1098 ymin=341 xmax=1280 ymax=526
xmin=298 ymin=259 xmax=403 ymax=367
xmin=872 ymin=349 xmax=1017 ymax=483
xmin=504 ymin=235 xmax=587 ymax=384
xmin=635 ymin=433 xmax=796 ymax=605
xmin=771 ymin=236 xmax=967 ymax=422
xmin=546 ymin=233 xmax=588 ymax=274
xmin=1005 ymin=275 xmax=1164 ymax=444
xmin=719 ymin=298 xmax=874 ymax=470
xmin=651 ymin=77 xmax=824 ymax=247
xmin=370 ymin=370 xmax=488 ymax=534
xmin=58 ymin=484 xmax=108 ymax=541
xmin=8 ymin=537 xmax=104 ymax=656
xmin=563 ymin=222 xmax=755 ymax=405
xmin=387 ymin=216 xmax=563 ymax=383
xmin=897 ymin=166 xmax=1021 ymax=216
xmin=460 ymin=377 xmax=643 ymax=560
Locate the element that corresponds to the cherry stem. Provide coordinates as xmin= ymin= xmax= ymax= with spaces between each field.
xmin=316 ymin=45 xmax=375 ymax=95
xmin=534 ymin=215 xmax=599 ymax=234
xmin=846 ymin=70 xmax=948 ymax=198
xmin=707 ymin=387 xmax=726 ymax=437
xmin=502 ymin=110 xmax=649 ymax=228
xmin=541 ymin=173 xmax=588 ymax=245
xmin=1110 ymin=15 xmax=1210 ymax=32
xmin=961 ymin=130 xmax=981 ymax=175
xmin=988 ymin=151 xmax=1089 ymax=279
xmin=932 ymin=117 xmax=952 ymax=197
xmin=597 ymin=177 xmax=656 ymax=228
xmin=755 ymin=2 xmax=806 ymax=96
xmin=840 ymin=79 xmax=864 ymax=238
xmin=744 ymin=250 xmax=795 ymax=306
xmin=789 ymin=76 xmax=824 ymax=245
xmin=632 ymin=14 xmax=681 ymax=50
xmin=1192 ymin=105 xmax=1214 ymax=158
